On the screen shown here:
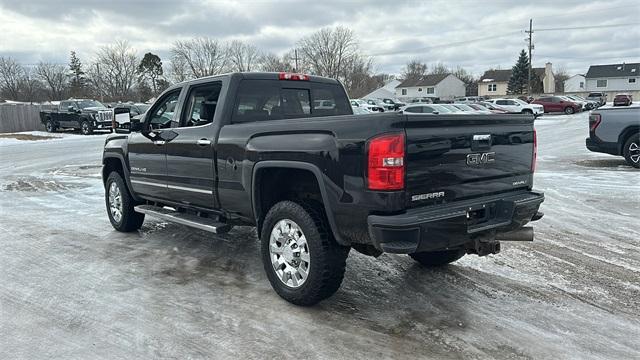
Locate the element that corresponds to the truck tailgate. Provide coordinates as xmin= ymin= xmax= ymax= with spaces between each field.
xmin=404 ymin=114 xmax=535 ymax=208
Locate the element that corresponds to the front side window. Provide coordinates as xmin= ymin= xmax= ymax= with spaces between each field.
xmin=596 ymin=79 xmax=607 ymax=88
xmin=148 ymin=90 xmax=181 ymax=129
xmin=181 ymin=82 xmax=222 ymax=127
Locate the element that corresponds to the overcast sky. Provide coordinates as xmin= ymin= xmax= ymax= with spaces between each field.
xmin=1 ymin=0 xmax=639 ymax=77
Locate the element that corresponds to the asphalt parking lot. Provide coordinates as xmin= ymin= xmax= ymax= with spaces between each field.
xmin=1 ymin=111 xmax=638 ymax=359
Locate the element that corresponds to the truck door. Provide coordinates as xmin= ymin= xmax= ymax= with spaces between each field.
xmin=128 ymin=89 xmax=182 ymax=200
xmin=164 ymin=81 xmax=221 ymax=209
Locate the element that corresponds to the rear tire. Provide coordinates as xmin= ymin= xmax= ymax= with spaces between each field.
xmin=409 ymin=249 xmax=466 ymax=267
xmin=80 ymin=120 xmax=93 ymax=135
xmin=45 ymin=119 xmax=56 ymax=133
xmin=105 ymin=171 xmax=144 ymax=231
xmin=623 ymin=135 xmax=640 ymax=169
xmin=260 ymin=201 xmax=349 ymax=306
xmin=564 ymin=106 xmax=575 ymax=115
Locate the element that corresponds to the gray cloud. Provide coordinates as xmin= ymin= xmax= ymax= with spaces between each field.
xmin=0 ymin=0 xmax=638 ymax=77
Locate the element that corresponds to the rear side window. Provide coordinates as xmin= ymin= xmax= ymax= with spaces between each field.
xmin=232 ymin=80 xmax=350 ymax=123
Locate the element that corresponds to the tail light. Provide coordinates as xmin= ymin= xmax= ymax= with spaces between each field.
xmin=532 ymin=128 xmax=537 ymax=173
xmin=367 ymin=133 xmax=405 ymax=190
xmin=278 ymin=72 xmax=309 ymax=81
xmin=589 ymin=114 xmax=602 ymax=132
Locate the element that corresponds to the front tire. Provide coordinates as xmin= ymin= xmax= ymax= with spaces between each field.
xmin=261 ymin=201 xmax=349 ymax=306
xmin=521 ymin=109 xmax=533 ymax=115
xmin=105 ymin=171 xmax=145 ymax=231
xmin=564 ymin=106 xmax=575 ymax=115
xmin=623 ymin=135 xmax=640 ymax=168
xmin=409 ymin=249 xmax=466 ymax=267
xmin=80 ymin=120 xmax=93 ymax=135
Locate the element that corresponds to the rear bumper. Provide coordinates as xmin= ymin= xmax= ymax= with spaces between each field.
xmin=586 ymin=137 xmax=618 ymax=156
xmin=367 ymin=191 xmax=544 ymax=254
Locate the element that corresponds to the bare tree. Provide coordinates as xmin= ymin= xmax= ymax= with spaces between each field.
xmin=36 ymin=62 xmax=68 ymax=100
xmin=87 ymin=40 xmax=139 ymax=101
xmin=554 ymin=65 xmax=569 ymax=93
xmin=18 ymin=67 xmax=46 ymax=103
xmin=429 ymin=62 xmax=450 ymax=75
xmin=0 ymin=56 xmax=24 ymax=100
xmin=168 ymin=56 xmax=190 ymax=83
xmin=296 ymin=26 xmax=361 ymax=82
xmin=228 ymin=40 xmax=262 ymax=72
xmin=171 ymin=38 xmax=229 ymax=78
xmin=402 ymin=60 xmax=427 ymax=81
xmin=260 ymin=52 xmax=294 ymax=72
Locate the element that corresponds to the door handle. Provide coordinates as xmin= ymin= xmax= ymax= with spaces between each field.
xmin=197 ymin=139 xmax=211 ymax=146
xmin=153 ymin=140 xmax=166 ymax=146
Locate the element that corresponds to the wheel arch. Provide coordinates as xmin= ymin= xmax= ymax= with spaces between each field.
xmin=102 ymin=154 xmax=141 ymax=202
xmin=618 ymin=126 xmax=640 ymax=155
xmin=251 ymin=161 xmax=343 ymax=245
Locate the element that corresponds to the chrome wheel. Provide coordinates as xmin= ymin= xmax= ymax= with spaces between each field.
xmin=81 ymin=122 xmax=90 ymax=135
xmin=46 ymin=121 xmax=53 ymax=132
xmin=629 ymin=142 xmax=640 ymax=164
xmin=108 ymin=181 xmax=123 ymax=223
xmin=269 ymin=219 xmax=310 ymax=288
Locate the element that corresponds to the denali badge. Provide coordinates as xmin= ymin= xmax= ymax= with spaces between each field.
xmin=466 ymin=152 xmax=496 ymax=166
xmin=412 ymin=191 xmax=445 ymax=201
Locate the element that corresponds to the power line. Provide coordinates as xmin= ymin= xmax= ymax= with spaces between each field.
xmin=535 ymin=23 xmax=640 ymax=31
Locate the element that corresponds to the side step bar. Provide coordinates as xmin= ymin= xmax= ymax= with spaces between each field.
xmin=134 ymin=205 xmax=232 ymax=234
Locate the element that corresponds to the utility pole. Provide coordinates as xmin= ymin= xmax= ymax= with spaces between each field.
xmin=526 ymin=19 xmax=533 ymax=95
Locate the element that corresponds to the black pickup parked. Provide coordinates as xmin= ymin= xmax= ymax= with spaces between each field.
xmin=40 ymin=99 xmax=113 ymax=135
xmin=102 ymin=72 xmax=544 ymax=305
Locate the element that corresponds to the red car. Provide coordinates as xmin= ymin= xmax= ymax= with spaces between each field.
xmin=531 ymin=96 xmax=581 ymax=114
xmin=613 ymin=94 xmax=633 ymax=106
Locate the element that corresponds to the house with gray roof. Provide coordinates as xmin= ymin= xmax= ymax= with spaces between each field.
xmin=585 ymin=62 xmax=640 ymax=92
xmin=478 ymin=63 xmax=555 ymax=97
xmin=395 ymin=74 xmax=465 ymax=101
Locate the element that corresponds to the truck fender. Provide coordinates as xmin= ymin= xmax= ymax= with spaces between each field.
xmin=102 ymin=154 xmax=141 ymax=202
xmin=618 ymin=125 xmax=640 ymax=155
xmin=251 ymin=161 xmax=344 ymax=246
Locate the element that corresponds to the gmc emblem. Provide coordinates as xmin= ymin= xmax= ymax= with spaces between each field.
xmin=466 ymin=152 xmax=496 ymax=166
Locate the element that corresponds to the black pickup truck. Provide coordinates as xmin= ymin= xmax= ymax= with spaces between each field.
xmin=102 ymin=72 xmax=544 ymax=305
xmin=40 ymin=99 xmax=113 ymax=135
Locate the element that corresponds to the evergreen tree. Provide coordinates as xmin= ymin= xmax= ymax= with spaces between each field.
xmin=68 ymin=51 xmax=85 ymax=98
xmin=138 ymin=52 xmax=163 ymax=95
xmin=507 ymin=49 xmax=529 ymax=95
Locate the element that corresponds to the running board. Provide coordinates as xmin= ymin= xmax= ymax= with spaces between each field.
xmin=134 ymin=205 xmax=232 ymax=234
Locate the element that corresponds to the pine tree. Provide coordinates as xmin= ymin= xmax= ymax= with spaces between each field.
xmin=507 ymin=49 xmax=529 ymax=95
xmin=68 ymin=51 xmax=85 ymax=98
xmin=138 ymin=52 xmax=163 ymax=95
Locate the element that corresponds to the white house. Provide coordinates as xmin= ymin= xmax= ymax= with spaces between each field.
xmin=362 ymin=79 xmax=402 ymax=100
xmin=564 ymin=74 xmax=586 ymax=93
xmin=585 ymin=63 xmax=640 ymax=93
xmin=395 ymin=74 xmax=465 ymax=101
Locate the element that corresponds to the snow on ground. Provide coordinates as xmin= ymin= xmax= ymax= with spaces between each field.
xmin=0 ymin=113 xmax=638 ymax=359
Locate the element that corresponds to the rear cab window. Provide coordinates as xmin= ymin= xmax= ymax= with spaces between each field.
xmin=232 ymin=79 xmax=351 ymax=123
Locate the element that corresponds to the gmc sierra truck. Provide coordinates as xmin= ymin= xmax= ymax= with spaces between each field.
xmin=40 ymin=99 xmax=113 ymax=135
xmin=102 ymin=72 xmax=544 ymax=305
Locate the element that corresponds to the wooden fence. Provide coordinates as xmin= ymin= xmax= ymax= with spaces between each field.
xmin=0 ymin=104 xmax=56 ymax=133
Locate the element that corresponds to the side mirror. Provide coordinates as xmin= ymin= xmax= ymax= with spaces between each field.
xmin=68 ymin=106 xmax=75 ymax=112
xmin=398 ymin=110 xmax=403 ymax=114
xmin=433 ymin=111 xmax=440 ymax=115
xmin=130 ymin=119 xmax=143 ymax=132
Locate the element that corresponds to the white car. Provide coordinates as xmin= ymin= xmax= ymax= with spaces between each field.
xmin=351 ymin=99 xmax=383 ymax=112
xmin=486 ymin=98 xmax=544 ymax=116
